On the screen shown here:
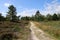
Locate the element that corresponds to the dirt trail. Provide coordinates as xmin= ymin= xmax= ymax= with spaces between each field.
xmin=30 ymin=22 xmax=55 ymax=40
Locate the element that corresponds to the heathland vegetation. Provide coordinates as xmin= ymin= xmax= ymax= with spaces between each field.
xmin=0 ymin=5 xmax=60 ymax=40
xmin=0 ymin=5 xmax=30 ymax=40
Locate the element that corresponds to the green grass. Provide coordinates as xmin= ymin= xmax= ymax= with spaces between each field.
xmin=41 ymin=21 xmax=60 ymax=29
xmin=40 ymin=21 xmax=60 ymax=40
xmin=34 ymin=21 xmax=60 ymax=40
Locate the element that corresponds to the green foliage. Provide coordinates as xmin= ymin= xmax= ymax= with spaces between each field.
xmin=57 ymin=13 xmax=60 ymax=20
xmin=52 ymin=13 xmax=58 ymax=20
xmin=46 ymin=14 xmax=52 ymax=21
xmin=39 ymin=21 xmax=60 ymax=40
xmin=35 ymin=10 xmax=41 ymax=17
xmin=20 ymin=11 xmax=60 ymax=21
xmin=30 ymin=10 xmax=45 ymax=21
xmin=0 ymin=5 xmax=60 ymax=21
xmin=21 ymin=16 xmax=30 ymax=21
xmin=13 ymin=25 xmax=21 ymax=32
xmin=0 ymin=13 xmax=5 ymax=21
xmin=6 ymin=5 xmax=20 ymax=22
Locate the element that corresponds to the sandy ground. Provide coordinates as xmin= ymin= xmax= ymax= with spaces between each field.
xmin=30 ymin=22 xmax=55 ymax=40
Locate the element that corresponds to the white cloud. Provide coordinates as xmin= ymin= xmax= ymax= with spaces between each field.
xmin=0 ymin=12 xmax=7 ymax=17
xmin=18 ymin=0 xmax=60 ymax=16
xmin=18 ymin=9 xmax=37 ymax=17
xmin=4 ymin=3 xmax=11 ymax=7
xmin=52 ymin=0 xmax=57 ymax=3
xmin=3 ymin=0 xmax=60 ymax=17
xmin=42 ymin=0 xmax=60 ymax=15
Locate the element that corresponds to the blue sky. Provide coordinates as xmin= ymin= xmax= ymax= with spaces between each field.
xmin=0 ymin=0 xmax=60 ymax=16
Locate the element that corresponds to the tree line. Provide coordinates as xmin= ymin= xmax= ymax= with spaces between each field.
xmin=21 ymin=10 xmax=60 ymax=21
xmin=0 ymin=5 xmax=60 ymax=22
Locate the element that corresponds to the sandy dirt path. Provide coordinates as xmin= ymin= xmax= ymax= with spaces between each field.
xmin=30 ymin=22 xmax=55 ymax=40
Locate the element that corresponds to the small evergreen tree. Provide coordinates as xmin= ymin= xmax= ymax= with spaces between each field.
xmin=35 ymin=10 xmax=44 ymax=21
xmin=52 ymin=13 xmax=58 ymax=20
xmin=46 ymin=14 xmax=52 ymax=21
xmin=0 ymin=13 xmax=5 ymax=21
xmin=6 ymin=5 xmax=18 ymax=22
xmin=21 ymin=16 xmax=30 ymax=21
xmin=35 ymin=10 xmax=41 ymax=17
xmin=57 ymin=13 xmax=60 ymax=20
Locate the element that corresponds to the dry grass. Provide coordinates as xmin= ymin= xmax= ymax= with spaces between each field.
xmin=0 ymin=21 xmax=30 ymax=40
xmin=34 ymin=21 xmax=60 ymax=40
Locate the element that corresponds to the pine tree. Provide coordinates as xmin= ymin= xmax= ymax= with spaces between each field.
xmin=52 ymin=13 xmax=58 ymax=20
xmin=35 ymin=10 xmax=44 ymax=21
xmin=46 ymin=14 xmax=52 ymax=21
xmin=0 ymin=13 xmax=5 ymax=21
xmin=6 ymin=5 xmax=17 ymax=22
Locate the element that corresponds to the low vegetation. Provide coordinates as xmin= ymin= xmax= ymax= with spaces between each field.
xmin=0 ymin=4 xmax=60 ymax=40
xmin=0 ymin=21 xmax=30 ymax=40
xmin=34 ymin=21 xmax=60 ymax=40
